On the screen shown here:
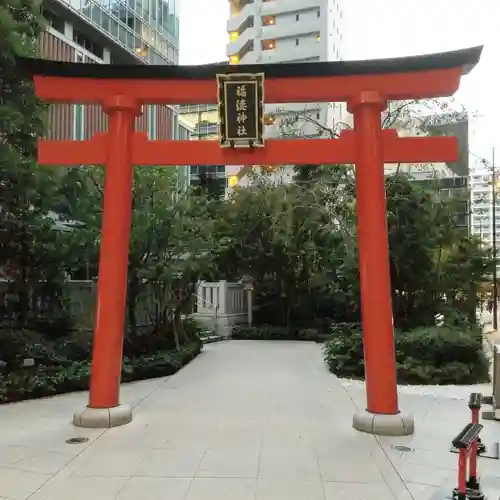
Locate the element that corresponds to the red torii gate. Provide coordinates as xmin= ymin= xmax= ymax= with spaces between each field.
xmin=21 ymin=46 xmax=482 ymax=435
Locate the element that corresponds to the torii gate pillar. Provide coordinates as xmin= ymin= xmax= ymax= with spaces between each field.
xmin=348 ymin=91 xmax=407 ymax=433
xmin=84 ymin=96 xmax=140 ymax=427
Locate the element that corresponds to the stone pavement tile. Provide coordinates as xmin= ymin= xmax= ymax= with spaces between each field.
xmin=66 ymin=448 xmax=148 ymax=477
xmin=476 ymin=475 xmax=500 ymax=498
xmin=119 ymin=378 xmax=169 ymax=407
xmin=373 ymin=445 xmax=428 ymax=500
xmin=115 ymin=477 xmax=192 ymax=500
xmin=317 ymin=451 xmax=386 ymax=483
xmin=0 ymin=446 xmax=33 ymax=467
xmin=10 ymin=449 xmax=76 ymax=474
xmin=159 ymin=424 xmax=218 ymax=450
xmin=400 ymin=448 xmax=457 ymax=471
xmin=256 ymin=479 xmax=325 ymax=500
xmin=395 ymin=462 xmax=454 ymax=487
xmin=90 ymin=414 xmax=206 ymax=451
xmin=476 ymin=454 xmax=500 ymax=479
xmin=312 ymin=426 xmax=381 ymax=457
xmin=136 ymin=447 xmax=206 ymax=478
xmin=323 ymin=480 xmax=394 ymax=500
xmin=258 ymin=445 xmax=320 ymax=481
xmin=0 ymin=466 xmax=52 ymax=500
xmin=90 ymin=426 xmax=166 ymax=451
xmin=0 ymin=422 xmax=104 ymax=451
xmin=30 ymin=474 xmax=128 ymax=500
xmin=340 ymin=384 xmax=370 ymax=411
xmin=208 ymin=421 xmax=262 ymax=449
xmin=196 ymin=445 xmax=260 ymax=478
xmin=186 ymin=477 xmax=256 ymax=500
xmin=406 ymin=482 xmax=441 ymax=500
xmin=261 ymin=423 xmax=313 ymax=449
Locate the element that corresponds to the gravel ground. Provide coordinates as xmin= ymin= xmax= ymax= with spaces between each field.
xmin=340 ymin=378 xmax=492 ymax=401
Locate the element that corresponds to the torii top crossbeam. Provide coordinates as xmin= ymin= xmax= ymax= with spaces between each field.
xmin=20 ymin=45 xmax=481 ymax=103
xmin=19 ymin=46 xmax=481 ymax=167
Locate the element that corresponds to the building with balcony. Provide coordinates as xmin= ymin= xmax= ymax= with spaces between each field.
xmin=40 ymin=0 xmax=179 ymax=143
xmin=226 ymin=0 xmax=347 ymax=187
xmin=467 ymin=112 xmax=499 ymax=250
xmin=227 ymin=0 xmax=344 ymax=66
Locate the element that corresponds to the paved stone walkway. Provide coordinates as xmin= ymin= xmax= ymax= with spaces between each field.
xmin=1 ymin=340 xmax=500 ymax=500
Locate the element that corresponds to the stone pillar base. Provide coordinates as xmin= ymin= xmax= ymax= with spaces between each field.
xmin=353 ymin=409 xmax=414 ymax=436
xmin=73 ymin=404 xmax=132 ymax=429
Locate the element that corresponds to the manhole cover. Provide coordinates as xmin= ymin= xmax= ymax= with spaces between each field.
xmin=393 ymin=445 xmax=414 ymax=452
xmin=65 ymin=437 xmax=89 ymax=444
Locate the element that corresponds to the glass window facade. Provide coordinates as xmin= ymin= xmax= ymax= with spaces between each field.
xmin=61 ymin=0 xmax=179 ymax=64
xmin=179 ymin=104 xmax=220 ymax=140
xmin=177 ymin=105 xmax=226 ymax=192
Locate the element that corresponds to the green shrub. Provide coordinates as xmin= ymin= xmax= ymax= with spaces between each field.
xmin=0 ymin=341 xmax=202 ymax=404
xmin=323 ymin=324 xmax=489 ymax=385
xmin=231 ymin=324 xmax=331 ymax=342
xmin=0 ymin=328 xmax=73 ymax=368
xmin=123 ymin=320 xmax=204 ymax=358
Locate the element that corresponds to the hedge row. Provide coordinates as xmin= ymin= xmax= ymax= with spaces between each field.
xmin=231 ymin=324 xmax=335 ymax=342
xmin=0 ymin=340 xmax=202 ymax=404
xmin=323 ymin=325 xmax=489 ymax=385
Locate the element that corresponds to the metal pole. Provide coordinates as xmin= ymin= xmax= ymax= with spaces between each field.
xmin=493 ymin=147 xmax=498 ymax=330
xmin=480 ymin=223 xmax=484 ymax=312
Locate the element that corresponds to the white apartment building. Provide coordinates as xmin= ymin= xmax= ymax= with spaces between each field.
xmin=468 ymin=113 xmax=497 ymax=246
xmin=225 ymin=0 xmax=346 ymax=187
xmin=470 ymin=169 xmax=495 ymax=243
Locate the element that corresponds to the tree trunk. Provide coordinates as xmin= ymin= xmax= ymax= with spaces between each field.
xmin=174 ymin=290 xmax=192 ymax=343
xmin=172 ymin=304 xmax=181 ymax=351
xmin=17 ymin=233 xmax=30 ymax=328
xmin=127 ymin=273 xmax=139 ymax=337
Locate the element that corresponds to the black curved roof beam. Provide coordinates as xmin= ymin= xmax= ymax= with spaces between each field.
xmin=18 ymin=45 xmax=482 ymax=80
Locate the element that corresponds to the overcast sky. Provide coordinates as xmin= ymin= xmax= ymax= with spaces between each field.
xmin=179 ymin=0 xmax=499 ymax=153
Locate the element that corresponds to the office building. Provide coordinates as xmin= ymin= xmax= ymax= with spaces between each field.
xmin=178 ymin=105 xmax=226 ymax=195
xmin=226 ymin=0 xmax=347 ymax=187
xmin=179 ymin=104 xmax=219 ymax=141
xmin=468 ymin=113 xmax=498 ymax=248
xmin=39 ymin=0 xmax=179 ymax=143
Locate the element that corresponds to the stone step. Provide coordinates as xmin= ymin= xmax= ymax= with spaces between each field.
xmin=199 ymin=333 xmax=225 ymax=344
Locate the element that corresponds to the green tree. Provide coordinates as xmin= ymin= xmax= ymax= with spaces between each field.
xmin=66 ymin=166 xmax=217 ymax=349
xmin=215 ymin=172 xmax=349 ymax=325
xmin=386 ymin=174 xmax=493 ymax=328
xmin=216 ymin=167 xmax=492 ymax=331
xmin=0 ymin=0 xmax=75 ymax=327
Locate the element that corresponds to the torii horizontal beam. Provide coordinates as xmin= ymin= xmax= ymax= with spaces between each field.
xmin=32 ymin=69 xmax=462 ymax=104
xmin=38 ymin=130 xmax=458 ymax=166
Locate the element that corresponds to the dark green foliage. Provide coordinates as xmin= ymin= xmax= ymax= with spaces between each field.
xmin=231 ymin=324 xmax=331 ymax=342
xmin=0 ymin=316 xmax=205 ymax=402
xmin=0 ymin=341 xmax=202 ymax=404
xmin=0 ymin=0 xmax=79 ymax=329
xmin=323 ymin=324 xmax=489 ymax=385
xmin=64 ymin=166 xmax=219 ymax=350
xmin=385 ymin=175 xmax=492 ymax=329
